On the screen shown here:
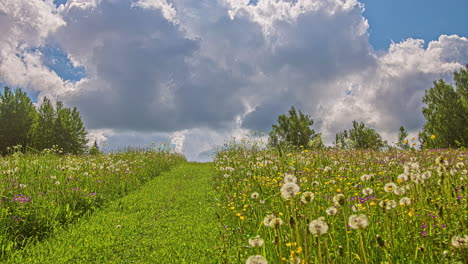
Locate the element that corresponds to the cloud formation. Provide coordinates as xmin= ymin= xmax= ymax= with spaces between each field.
xmin=1 ymin=0 xmax=467 ymax=160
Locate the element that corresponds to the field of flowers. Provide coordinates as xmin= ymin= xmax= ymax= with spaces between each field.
xmin=0 ymin=148 xmax=184 ymax=259
xmin=214 ymin=144 xmax=467 ymax=263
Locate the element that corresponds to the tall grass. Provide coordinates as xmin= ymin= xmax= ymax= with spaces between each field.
xmin=214 ymin=142 xmax=467 ymax=263
xmin=0 ymin=148 xmax=184 ymax=259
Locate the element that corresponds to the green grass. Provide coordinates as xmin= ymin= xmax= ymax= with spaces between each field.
xmin=213 ymin=145 xmax=467 ymax=263
xmin=6 ymin=162 xmax=221 ymax=263
xmin=0 ymin=150 xmax=184 ymax=259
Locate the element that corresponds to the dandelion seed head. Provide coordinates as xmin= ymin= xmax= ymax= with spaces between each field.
xmin=451 ymin=235 xmax=468 ymax=248
xmin=284 ymin=173 xmax=297 ymax=183
xmin=385 ymin=200 xmax=397 ymax=210
xmin=300 ymin=192 xmax=315 ymax=204
xmin=384 ymin=182 xmax=397 ymax=192
xmin=248 ymin=236 xmax=264 ymax=247
xmin=397 ymin=174 xmax=408 ymax=182
xmin=263 ymin=214 xmax=276 ymax=226
xmin=251 ymin=192 xmax=260 ymax=199
xmin=246 ymin=255 xmax=268 ymax=264
xmin=326 ymin=206 xmax=338 ymax=216
xmin=280 ymin=182 xmax=300 ymax=200
xmin=269 ymin=217 xmax=284 ymax=229
xmin=349 ymin=214 xmax=369 ymax=229
xmin=393 ymin=187 xmax=406 ymax=195
xmin=361 ymin=174 xmax=372 ymax=181
xmin=399 ymin=197 xmax=411 ymax=206
xmin=309 ymin=218 xmax=329 ymax=235
xmin=333 ymin=194 xmax=346 ymax=206
xmin=362 ymin=187 xmax=373 ymax=196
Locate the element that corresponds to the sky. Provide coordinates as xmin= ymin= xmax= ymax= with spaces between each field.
xmin=1 ymin=0 xmax=467 ymax=161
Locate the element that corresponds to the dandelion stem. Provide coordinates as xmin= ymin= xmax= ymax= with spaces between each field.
xmin=359 ymin=230 xmax=368 ymax=264
xmin=317 ymin=236 xmax=322 ymax=264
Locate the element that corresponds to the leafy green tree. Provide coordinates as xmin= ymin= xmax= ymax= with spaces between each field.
xmin=30 ymin=97 xmax=56 ymax=151
xmin=269 ymin=106 xmax=318 ymax=149
xmin=31 ymin=97 xmax=88 ymax=154
xmin=54 ymin=101 xmax=88 ymax=154
xmin=396 ymin=126 xmax=410 ymax=150
xmin=0 ymin=87 xmax=37 ymax=154
xmin=88 ymin=140 xmax=101 ymax=155
xmin=420 ymin=65 xmax=468 ymax=148
xmin=334 ymin=121 xmax=386 ymax=150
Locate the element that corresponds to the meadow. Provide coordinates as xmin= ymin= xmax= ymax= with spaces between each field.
xmin=0 ymin=146 xmax=184 ymax=260
xmin=213 ymin=143 xmax=467 ymax=263
xmin=1 ymin=141 xmax=466 ymax=263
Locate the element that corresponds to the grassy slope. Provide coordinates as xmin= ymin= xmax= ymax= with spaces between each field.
xmin=8 ymin=162 xmax=221 ymax=264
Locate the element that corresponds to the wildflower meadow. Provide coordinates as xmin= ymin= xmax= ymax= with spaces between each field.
xmin=214 ymin=143 xmax=467 ymax=263
xmin=0 ymin=147 xmax=184 ymax=260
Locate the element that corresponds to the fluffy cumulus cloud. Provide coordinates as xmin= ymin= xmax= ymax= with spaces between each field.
xmin=0 ymin=0 xmax=467 ymax=160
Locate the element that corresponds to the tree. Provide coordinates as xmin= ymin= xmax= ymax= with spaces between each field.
xmin=88 ymin=140 xmax=101 ymax=155
xmin=31 ymin=97 xmax=88 ymax=154
xmin=420 ymin=65 xmax=468 ymax=148
xmin=30 ymin=97 xmax=56 ymax=151
xmin=269 ymin=106 xmax=319 ymax=149
xmin=396 ymin=126 xmax=410 ymax=150
xmin=0 ymin=87 xmax=37 ymax=154
xmin=334 ymin=121 xmax=386 ymax=150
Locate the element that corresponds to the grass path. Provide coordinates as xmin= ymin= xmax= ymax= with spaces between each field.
xmin=8 ymin=162 xmax=221 ymax=263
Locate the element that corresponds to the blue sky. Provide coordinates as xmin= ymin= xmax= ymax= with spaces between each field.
xmin=2 ymin=0 xmax=468 ymax=161
xmin=360 ymin=0 xmax=468 ymax=50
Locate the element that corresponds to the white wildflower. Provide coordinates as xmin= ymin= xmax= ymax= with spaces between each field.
xmin=280 ymin=182 xmax=300 ymax=200
xmin=384 ymin=182 xmax=397 ymax=193
xmin=399 ymin=197 xmax=411 ymax=206
xmin=300 ymin=192 xmax=315 ymax=204
xmin=309 ymin=218 xmax=329 ymax=235
xmin=248 ymin=236 xmax=264 ymax=247
xmin=451 ymin=235 xmax=468 ymax=248
xmin=349 ymin=214 xmax=369 ymax=230
xmin=284 ymin=173 xmax=297 ymax=183
xmin=362 ymin=187 xmax=373 ymax=196
xmin=326 ymin=206 xmax=338 ymax=216
xmin=246 ymin=255 xmax=268 ymax=264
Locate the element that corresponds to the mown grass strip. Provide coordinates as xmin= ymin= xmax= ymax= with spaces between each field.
xmin=7 ymin=162 xmax=221 ymax=263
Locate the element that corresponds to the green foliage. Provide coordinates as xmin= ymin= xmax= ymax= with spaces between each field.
xmin=0 ymin=150 xmax=185 ymax=260
xmin=396 ymin=126 xmax=410 ymax=150
xmin=88 ymin=140 xmax=101 ymax=155
xmin=0 ymin=87 xmax=37 ymax=154
xmin=30 ymin=97 xmax=57 ymax=152
xmin=269 ymin=106 xmax=318 ymax=149
xmin=420 ymin=65 xmax=468 ymax=149
xmin=308 ymin=133 xmax=325 ymax=150
xmin=214 ymin=144 xmax=467 ymax=263
xmin=335 ymin=121 xmax=386 ymax=150
xmin=5 ymin=163 xmax=220 ymax=263
xmin=53 ymin=102 xmax=88 ymax=154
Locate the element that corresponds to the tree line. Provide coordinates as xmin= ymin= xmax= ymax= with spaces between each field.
xmin=269 ymin=65 xmax=468 ymax=150
xmin=0 ymin=87 xmax=88 ymax=155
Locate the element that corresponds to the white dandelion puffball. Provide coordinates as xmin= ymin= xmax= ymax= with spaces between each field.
xmin=301 ymin=192 xmax=315 ymax=204
xmin=451 ymin=235 xmax=468 ymax=248
xmin=248 ymin=236 xmax=264 ymax=247
xmin=246 ymin=255 xmax=268 ymax=264
xmin=283 ymin=173 xmax=297 ymax=183
xmin=362 ymin=187 xmax=373 ymax=196
xmin=309 ymin=218 xmax=329 ymax=235
xmin=281 ymin=182 xmax=300 ymax=200
xmin=326 ymin=206 xmax=338 ymax=216
xmin=349 ymin=214 xmax=369 ymax=229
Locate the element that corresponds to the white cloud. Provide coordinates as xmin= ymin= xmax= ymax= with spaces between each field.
xmin=0 ymin=0 xmax=71 ymax=97
xmin=1 ymin=0 xmax=467 ymax=161
xmin=132 ymin=0 xmax=178 ymax=24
